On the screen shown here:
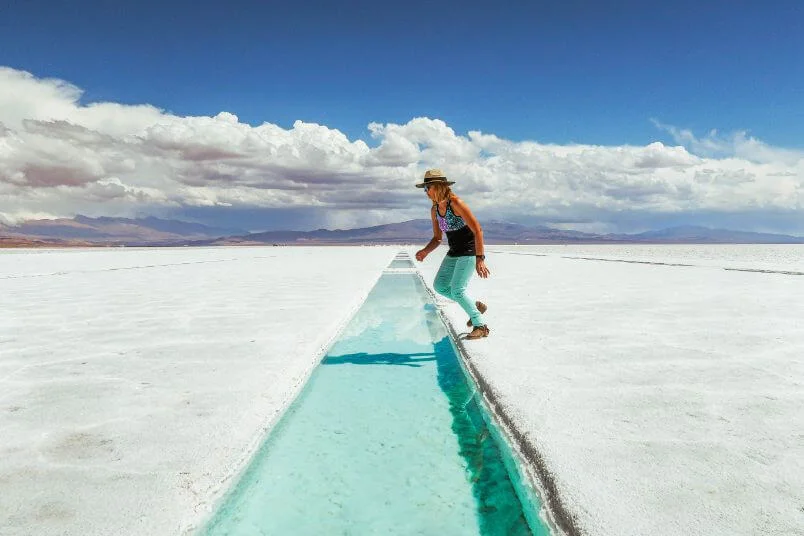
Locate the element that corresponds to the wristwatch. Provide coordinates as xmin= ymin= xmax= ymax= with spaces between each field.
xmin=476 ymin=254 xmax=485 ymax=260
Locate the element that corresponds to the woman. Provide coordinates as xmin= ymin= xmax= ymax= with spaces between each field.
xmin=414 ymin=169 xmax=491 ymax=339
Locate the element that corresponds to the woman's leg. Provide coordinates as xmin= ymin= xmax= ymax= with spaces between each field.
xmin=450 ymin=256 xmax=484 ymax=327
xmin=433 ymin=254 xmax=457 ymax=299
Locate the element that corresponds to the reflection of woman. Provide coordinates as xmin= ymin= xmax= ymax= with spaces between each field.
xmin=414 ymin=169 xmax=491 ymax=339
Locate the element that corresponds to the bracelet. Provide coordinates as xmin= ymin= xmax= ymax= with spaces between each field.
xmin=476 ymin=254 xmax=485 ymax=260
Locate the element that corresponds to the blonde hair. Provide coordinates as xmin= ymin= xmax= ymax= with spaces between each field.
xmin=429 ymin=183 xmax=453 ymax=204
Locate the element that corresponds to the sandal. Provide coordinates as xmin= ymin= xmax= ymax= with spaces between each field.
xmin=466 ymin=325 xmax=490 ymax=340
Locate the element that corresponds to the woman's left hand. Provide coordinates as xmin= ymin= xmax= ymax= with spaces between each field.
xmin=476 ymin=259 xmax=490 ymax=278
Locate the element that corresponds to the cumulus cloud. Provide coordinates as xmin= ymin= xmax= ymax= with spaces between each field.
xmin=1 ymin=66 xmax=802 ymax=233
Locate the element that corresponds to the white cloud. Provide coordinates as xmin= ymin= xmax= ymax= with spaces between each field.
xmin=1 ymin=67 xmax=802 ymax=233
xmin=651 ymin=119 xmax=804 ymax=166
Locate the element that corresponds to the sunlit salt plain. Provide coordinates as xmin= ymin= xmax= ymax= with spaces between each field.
xmin=2 ymin=244 xmax=803 ymax=536
xmin=491 ymin=244 xmax=804 ymax=273
xmin=416 ymin=244 xmax=804 ymax=536
xmin=0 ymin=246 xmax=396 ymax=535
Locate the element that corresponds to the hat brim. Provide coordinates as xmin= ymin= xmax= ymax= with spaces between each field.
xmin=415 ymin=180 xmax=455 ymax=188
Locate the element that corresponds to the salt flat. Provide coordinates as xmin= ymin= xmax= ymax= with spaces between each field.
xmin=415 ymin=245 xmax=804 ymax=536
xmin=3 ymin=244 xmax=803 ymax=536
xmin=0 ymin=246 xmax=396 ymax=536
xmin=494 ymin=244 xmax=804 ymax=273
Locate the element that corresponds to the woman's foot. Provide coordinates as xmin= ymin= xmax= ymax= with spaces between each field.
xmin=466 ymin=325 xmax=490 ymax=339
xmin=467 ymin=301 xmax=488 ymax=327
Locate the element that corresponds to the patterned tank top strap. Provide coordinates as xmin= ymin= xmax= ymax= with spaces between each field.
xmin=435 ymin=204 xmax=448 ymax=233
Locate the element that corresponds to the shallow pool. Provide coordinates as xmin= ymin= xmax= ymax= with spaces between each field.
xmin=201 ymin=260 xmax=550 ymax=535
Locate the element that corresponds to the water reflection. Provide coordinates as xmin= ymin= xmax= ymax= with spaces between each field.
xmin=324 ymin=351 xmax=436 ymax=367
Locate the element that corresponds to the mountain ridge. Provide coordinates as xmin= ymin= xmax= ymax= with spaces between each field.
xmin=1 ymin=216 xmax=246 ymax=245
xmin=204 ymin=220 xmax=804 ymax=245
xmin=2 ymin=217 xmax=802 ymax=247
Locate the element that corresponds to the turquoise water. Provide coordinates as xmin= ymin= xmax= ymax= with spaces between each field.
xmin=389 ymin=258 xmax=414 ymax=268
xmin=201 ymin=265 xmax=550 ymax=535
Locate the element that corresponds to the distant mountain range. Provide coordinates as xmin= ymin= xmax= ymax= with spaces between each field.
xmin=624 ymin=226 xmax=804 ymax=244
xmin=202 ymin=220 xmax=599 ymax=245
xmin=0 ymin=216 xmax=246 ymax=246
xmin=204 ymin=221 xmax=804 ymax=245
xmin=1 ymin=216 xmax=802 ymax=247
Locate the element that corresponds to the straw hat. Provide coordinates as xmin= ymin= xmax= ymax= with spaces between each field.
xmin=415 ymin=168 xmax=455 ymax=188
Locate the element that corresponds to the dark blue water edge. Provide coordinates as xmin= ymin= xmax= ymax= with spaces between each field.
xmin=414 ymin=283 xmax=552 ymax=534
xmin=409 ymin=272 xmax=551 ymax=535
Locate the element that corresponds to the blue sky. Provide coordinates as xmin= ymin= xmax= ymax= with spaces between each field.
xmin=3 ymin=0 xmax=802 ymax=146
xmin=0 ymin=0 xmax=802 ymax=233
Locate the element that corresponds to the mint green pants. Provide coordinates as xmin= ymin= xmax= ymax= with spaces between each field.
xmin=433 ymin=255 xmax=484 ymax=327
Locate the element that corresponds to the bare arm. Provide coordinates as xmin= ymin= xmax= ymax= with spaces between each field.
xmin=415 ymin=206 xmax=442 ymax=261
xmin=450 ymin=196 xmax=490 ymax=278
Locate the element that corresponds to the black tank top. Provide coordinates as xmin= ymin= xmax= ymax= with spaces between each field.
xmin=436 ymin=200 xmax=476 ymax=257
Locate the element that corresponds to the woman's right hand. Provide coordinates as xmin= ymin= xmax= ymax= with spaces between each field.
xmin=415 ymin=249 xmax=427 ymax=262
